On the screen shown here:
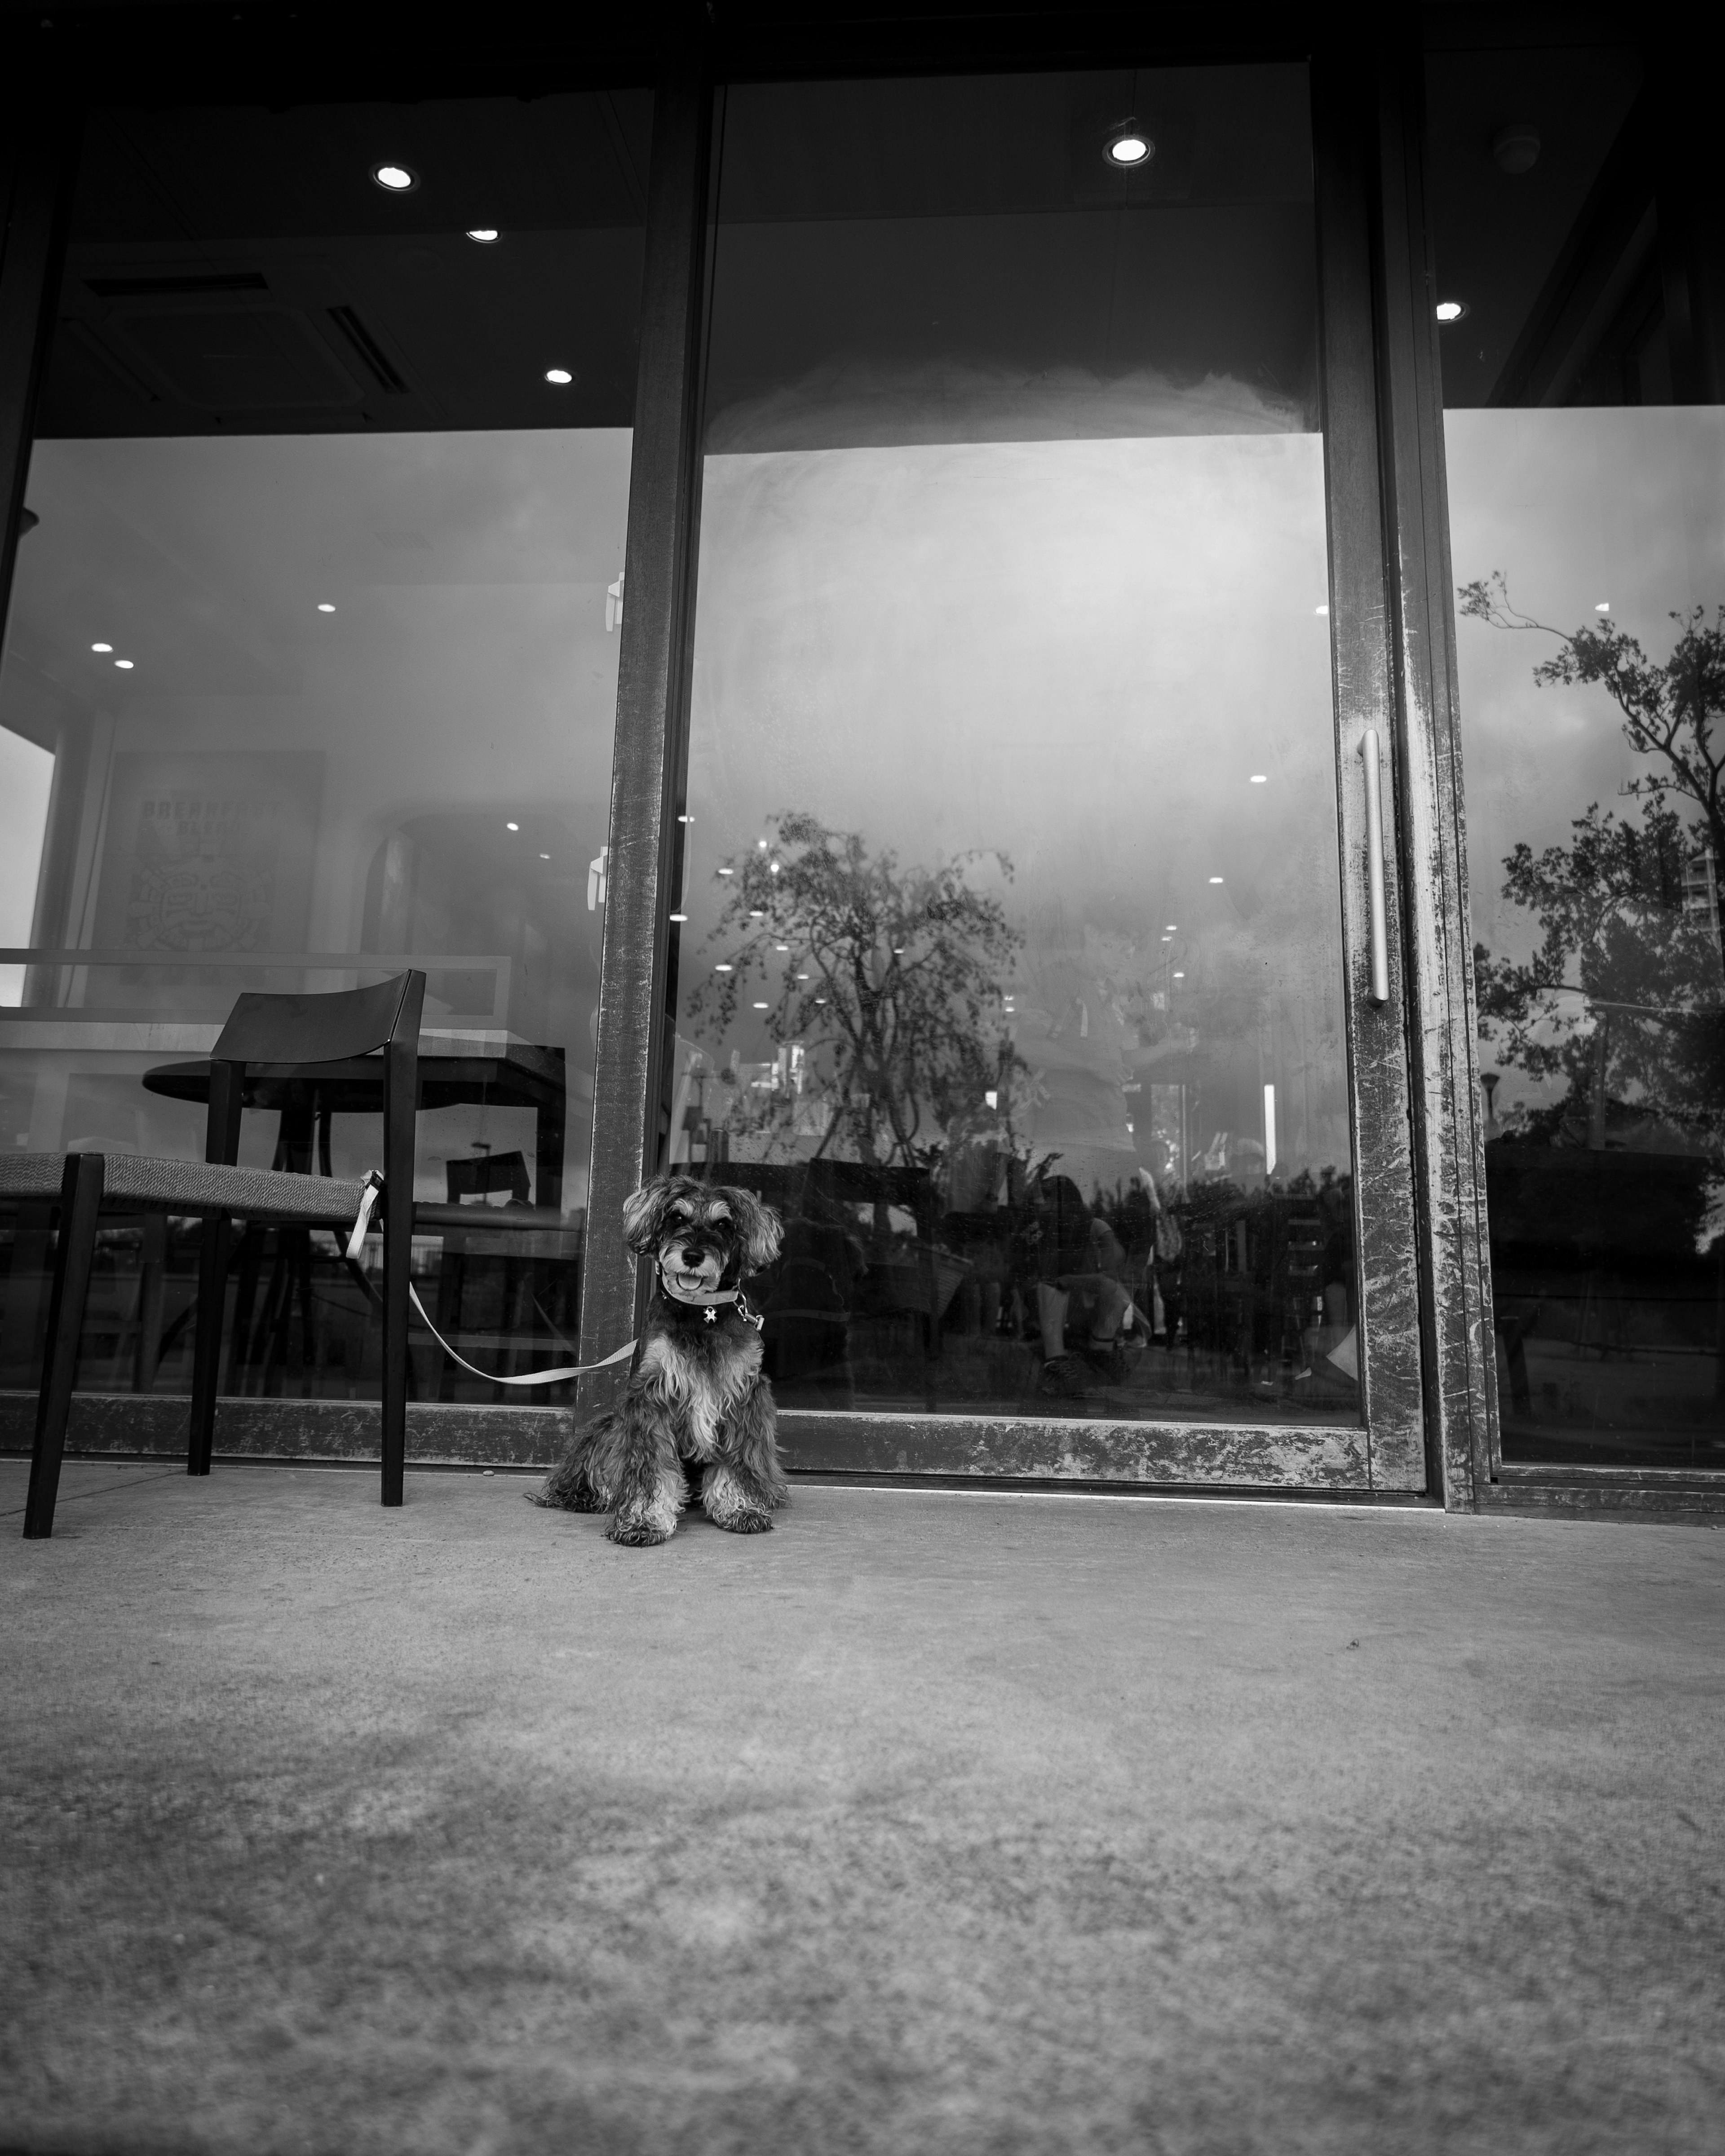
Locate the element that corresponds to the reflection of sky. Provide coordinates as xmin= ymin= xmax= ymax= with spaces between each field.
xmin=681 ymin=428 xmax=1352 ymax=1188
xmin=1446 ymin=408 xmax=1725 ymax=1113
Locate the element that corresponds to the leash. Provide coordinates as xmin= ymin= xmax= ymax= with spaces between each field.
xmin=345 ymin=1172 xmax=636 ymax=1385
xmin=341 ymin=1174 xmax=761 ymax=1386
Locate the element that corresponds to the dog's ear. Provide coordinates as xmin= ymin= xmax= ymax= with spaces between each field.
xmin=726 ymin=1187 xmax=783 ymax=1273
xmin=620 ymin=1177 xmax=673 ymax=1255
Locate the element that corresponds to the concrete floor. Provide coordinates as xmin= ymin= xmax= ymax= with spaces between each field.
xmin=2 ymin=1461 xmax=1722 ymax=2156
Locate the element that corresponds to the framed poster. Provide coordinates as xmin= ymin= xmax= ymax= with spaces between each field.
xmin=92 ymin=752 xmax=323 ymax=957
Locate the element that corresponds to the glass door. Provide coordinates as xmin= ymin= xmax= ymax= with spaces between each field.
xmin=659 ymin=65 xmax=1424 ymax=1488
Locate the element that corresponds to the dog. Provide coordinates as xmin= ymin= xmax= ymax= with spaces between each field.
xmin=535 ymin=1174 xmax=787 ymax=1546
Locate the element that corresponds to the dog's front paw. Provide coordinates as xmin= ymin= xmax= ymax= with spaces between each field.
xmin=719 ymin=1510 xmax=773 ymax=1535
xmin=608 ymin=1516 xmax=672 ymax=1547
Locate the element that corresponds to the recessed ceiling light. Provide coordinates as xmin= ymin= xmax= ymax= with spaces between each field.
xmin=1172 ymin=971 xmax=1185 ymax=979
xmin=465 ymin=229 xmax=500 ymax=243
xmin=91 ymin=641 xmax=112 ymax=652
xmin=1165 ymin=924 xmax=1177 ymax=932
xmin=669 ymin=912 xmax=688 ymax=922
xmin=756 ymin=839 xmax=768 ymax=849
xmin=752 ymin=1002 xmax=769 ymax=1011
xmin=505 ymin=821 xmax=519 ymax=831
xmin=775 ymin=944 xmax=790 ymax=951
xmin=1435 ymin=299 xmax=1468 ymax=323
xmin=718 ymin=867 xmax=734 ymax=877
xmin=1209 ymin=875 xmax=1224 ymax=884
xmin=677 ymin=814 xmax=693 ymax=824
xmin=1106 ymin=130 xmax=1152 ymax=167
xmin=372 ymin=163 xmax=418 ymax=193
xmin=1315 ymin=603 xmax=1330 ymax=616
xmin=797 ymin=972 xmax=810 ymax=981
xmin=114 ymin=658 xmax=134 ymax=669
xmin=1250 ymin=774 xmax=1268 ymax=784
xmin=317 ymin=603 xmax=336 ymax=613
xmin=544 ymin=367 xmax=574 ymax=386
xmin=1594 ymin=601 xmax=1610 ymax=614
xmin=715 ymin=963 xmax=733 ymax=973
xmin=539 ymin=853 xmax=551 ymax=861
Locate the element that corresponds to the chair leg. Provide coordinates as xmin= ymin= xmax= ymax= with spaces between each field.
xmin=25 ymin=1155 xmax=105 ymax=1541
xmin=189 ymin=1213 xmax=232 ymax=1477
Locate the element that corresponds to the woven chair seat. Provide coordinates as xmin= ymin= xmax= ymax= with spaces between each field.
xmin=0 ymin=1151 xmax=367 ymax=1228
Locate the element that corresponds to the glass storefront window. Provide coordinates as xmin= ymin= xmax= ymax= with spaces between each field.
xmin=0 ymin=94 xmax=646 ymax=1407
xmin=672 ymin=69 xmax=1362 ymax=1423
xmin=1431 ymin=45 xmax=1725 ymax=1467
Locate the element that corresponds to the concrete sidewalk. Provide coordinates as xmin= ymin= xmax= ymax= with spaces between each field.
xmin=2 ymin=1460 xmax=1721 ymax=2156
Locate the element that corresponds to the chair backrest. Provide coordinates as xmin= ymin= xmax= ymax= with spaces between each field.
xmin=447 ymin=1150 xmax=531 ymax=1205
xmin=212 ymin=972 xmax=424 ymax=1068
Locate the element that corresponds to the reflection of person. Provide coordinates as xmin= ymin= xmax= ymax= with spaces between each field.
xmin=1040 ymin=1213 xmax=1139 ymax=1376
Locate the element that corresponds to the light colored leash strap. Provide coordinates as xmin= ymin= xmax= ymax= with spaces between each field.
xmin=345 ymin=1171 xmax=636 ymax=1386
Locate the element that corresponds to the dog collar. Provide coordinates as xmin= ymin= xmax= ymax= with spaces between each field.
xmin=657 ymin=1264 xmax=763 ymax=1330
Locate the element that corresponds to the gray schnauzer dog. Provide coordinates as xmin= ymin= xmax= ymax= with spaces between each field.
xmin=535 ymin=1174 xmax=787 ymax=1546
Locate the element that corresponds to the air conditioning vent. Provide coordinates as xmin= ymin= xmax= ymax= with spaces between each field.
xmin=86 ymin=272 xmax=270 ymax=298
xmin=107 ymin=303 xmax=363 ymax=410
xmin=327 ymin=305 xmax=409 ymax=394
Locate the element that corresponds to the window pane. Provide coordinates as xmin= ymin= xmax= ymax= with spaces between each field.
xmin=1431 ymin=44 xmax=1725 ymax=1467
xmin=0 ymin=94 xmax=646 ymax=1407
xmin=673 ymin=70 xmax=1361 ymax=1425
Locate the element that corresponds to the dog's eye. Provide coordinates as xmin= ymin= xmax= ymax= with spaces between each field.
xmin=669 ymin=1201 xmax=695 ymax=1220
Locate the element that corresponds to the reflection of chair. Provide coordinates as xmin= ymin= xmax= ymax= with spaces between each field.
xmin=6 ymin=972 xmax=426 ymax=1538
xmin=435 ymin=1150 xmax=532 ymax=1400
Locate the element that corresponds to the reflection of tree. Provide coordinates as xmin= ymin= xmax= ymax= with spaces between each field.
xmin=685 ymin=811 xmax=1022 ymax=1185
xmin=1462 ymin=577 xmax=1725 ymax=1144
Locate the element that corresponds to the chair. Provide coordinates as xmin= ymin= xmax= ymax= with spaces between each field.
xmin=5 ymin=971 xmax=425 ymax=1539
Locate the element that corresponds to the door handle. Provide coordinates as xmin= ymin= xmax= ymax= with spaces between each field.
xmin=1362 ymin=727 xmax=1389 ymax=1006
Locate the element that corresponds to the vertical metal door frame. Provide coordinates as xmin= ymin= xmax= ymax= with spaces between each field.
xmin=577 ymin=26 xmax=715 ymax=1412
xmin=0 ymin=100 xmax=80 ymax=657
xmin=1311 ymin=41 xmax=1429 ymax=1493
xmin=1363 ymin=33 xmax=1499 ymax=1511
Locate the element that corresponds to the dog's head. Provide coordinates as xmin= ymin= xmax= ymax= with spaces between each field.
xmin=621 ymin=1174 xmax=782 ymax=1297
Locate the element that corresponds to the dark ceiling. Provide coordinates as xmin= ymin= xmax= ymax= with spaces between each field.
xmin=36 ymin=93 xmax=653 ymax=437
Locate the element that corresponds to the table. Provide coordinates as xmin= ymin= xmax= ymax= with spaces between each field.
xmin=141 ymin=1040 xmax=568 ymax=1212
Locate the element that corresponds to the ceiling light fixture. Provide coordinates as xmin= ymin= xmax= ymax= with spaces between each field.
xmin=91 ymin=641 xmax=112 ymax=652
xmin=1435 ymin=299 xmax=1469 ymax=323
xmin=465 ymin=228 xmax=501 ymax=243
xmin=1172 ymin=970 xmax=1185 ymax=979
xmin=505 ymin=821 xmax=520 ymax=832
xmin=544 ymin=367 xmax=574 ymax=385
xmin=752 ymin=1002 xmax=769 ymax=1011
xmin=670 ymin=912 xmax=688 ymax=922
xmin=715 ymin=963 xmax=733 ymax=973
xmin=1493 ymin=123 xmax=1541 ymax=176
xmin=1106 ymin=129 xmax=1152 ymax=167
xmin=372 ymin=163 xmax=418 ymax=193
xmin=1250 ymin=774 xmax=1268 ymax=784
xmin=539 ymin=852 xmax=551 ymax=861
xmin=1315 ymin=603 xmax=1329 ymax=616
xmin=317 ymin=603 xmax=335 ymax=613
xmin=115 ymin=658 xmax=134 ymax=670
xmin=1208 ymin=875 xmax=1224 ymax=884
xmin=1595 ymin=601 xmax=1610 ymax=614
